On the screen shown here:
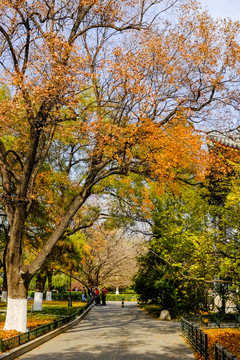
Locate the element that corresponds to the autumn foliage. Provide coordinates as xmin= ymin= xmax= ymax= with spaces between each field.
xmin=1 ymin=0 xmax=240 ymax=332
xmin=196 ymin=329 xmax=240 ymax=360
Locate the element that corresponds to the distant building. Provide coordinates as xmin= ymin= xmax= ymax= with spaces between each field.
xmin=208 ymin=132 xmax=240 ymax=150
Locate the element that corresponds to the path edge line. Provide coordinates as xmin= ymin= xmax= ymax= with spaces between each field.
xmin=0 ymin=304 xmax=94 ymax=360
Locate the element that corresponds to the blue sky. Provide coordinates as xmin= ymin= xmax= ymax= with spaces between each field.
xmin=199 ymin=0 xmax=240 ymax=20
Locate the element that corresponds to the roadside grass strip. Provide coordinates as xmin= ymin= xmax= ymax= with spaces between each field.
xmin=0 ymin=301 xmax=87 ymax=348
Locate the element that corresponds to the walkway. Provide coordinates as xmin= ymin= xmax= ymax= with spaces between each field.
xmin=17 ymin=302 xmax=195 ymax=360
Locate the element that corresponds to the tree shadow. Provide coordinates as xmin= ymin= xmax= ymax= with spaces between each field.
xmin=19 ymin=302 xmax=195 ymax=360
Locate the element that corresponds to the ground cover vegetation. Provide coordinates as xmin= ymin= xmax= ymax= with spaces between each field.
xmin=197 ymin=328 xmax=240 ymax=360
xmin=0 ymin=301 xmax=86 ymax=341
xmin=139 ymin=303 xmax=164 ymax=318
xmin=0 ymin=0 xmax=240 ymax=333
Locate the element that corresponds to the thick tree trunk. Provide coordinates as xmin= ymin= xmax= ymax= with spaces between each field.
xmin=4 ymin=273 xmax=29 ymax=331
xmin=4 ymin=298 xmax=28 ymax=332
xmin=4 ymin=276 xmax=28 ymax=332
xmin=4 ymin=248 xmax=29 ymax=330
xmin=4 ymin=207 xmax=30 ymax=332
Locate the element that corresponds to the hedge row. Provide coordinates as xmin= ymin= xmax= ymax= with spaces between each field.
xmin=28 ymin=292 xmax=138 ymax=302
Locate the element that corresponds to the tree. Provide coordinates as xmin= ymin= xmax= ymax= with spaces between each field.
xmin=204 ymin=141 xmax=240 ymax=312
xmin=78 ymin=225 xmax=138 ymax=288
xmin=134 ymin=185 xmax=215 ymax=316
xmin=134 ymin=143 xmax=240 ymax=315
xmin=0 ymin=0 xmax=239 ymax=331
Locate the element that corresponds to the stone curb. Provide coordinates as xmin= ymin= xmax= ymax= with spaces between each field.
xmin=0 ymin=304 xmax=94 ymax=360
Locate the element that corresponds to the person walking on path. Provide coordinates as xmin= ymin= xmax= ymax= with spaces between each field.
xmin=17 ymin=301 xmax=195 ymax=360
xmin=101 ymin=286 xmax=108 ymax=306
xmin=95 ymin=287 xmax=100 ymax=305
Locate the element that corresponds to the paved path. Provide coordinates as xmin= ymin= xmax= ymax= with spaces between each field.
xmin=17 ymin=302 xmax=195 ymax=360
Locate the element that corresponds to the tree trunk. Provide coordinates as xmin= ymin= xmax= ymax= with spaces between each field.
xmin=3 ymin=242 xmax=7 ymax=287
xmin=2 ymin=263 xmax=7 ymax=302
xmin=33 ymin=292 xmax=44 ymax=311
xmin=47 ymin=271 xmax=53 ymax=291
xmin=46 ymin=271 xmax=53 ymax=301
xmin=46 ymin=291 xmax=52 ymax=301
xmin=4 ymin=209 xmax=30 ymax=332
xmin=1 ymin=291 xmax=7 ymax=303
xmin=1 ymin=234 xmax=8 ymax=302
xmin=4 ymin=277 xmax=28 ymax=332
xmin=4 ymin=297 xmax=28 ymax=332
xmin=33 ymin=273 xmax=46 ymax=311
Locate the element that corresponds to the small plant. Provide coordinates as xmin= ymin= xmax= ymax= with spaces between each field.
xmin=140 ymin=303 xmax=163 ymax=318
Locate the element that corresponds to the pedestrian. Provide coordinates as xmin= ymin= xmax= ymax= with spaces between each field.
xmin=91 ymin=288 xmax=95 ymax=303
xmin=101 ymin=286 xmax=108 ymax=306
xmin=88 ymin=286 xmax=92 ymax=301
xmin=95 ymin=287 xmax=100 ymax=305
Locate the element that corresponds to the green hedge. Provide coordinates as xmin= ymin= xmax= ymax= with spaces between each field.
xmin=52 ymin=292 xmax=83 ymax=301
xmin=28 ymin=291 xmax=84 ymax=302
xmin=27 ymin=292 xmax=138 ymax=302
xmin=106 ymin=294 xmax=138 ymax=302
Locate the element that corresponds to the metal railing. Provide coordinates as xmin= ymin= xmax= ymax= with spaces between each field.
xmin=0 ymin=301 xmax=92 ymax=353
xmin=183 ymin=313 xmax=240 ymax=329
xmin=215 ymin=342 xmax=238 ymax=360
xmin=181 ymin=317 xmax=239 ymax=360
xmin=181 ymin=317 xmax=208 ymax=360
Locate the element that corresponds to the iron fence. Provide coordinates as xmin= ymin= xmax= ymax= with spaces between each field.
xmin=183 ymin=314 xmax=240 ymax=329
xmin=181 ymin=317 xmax=208 ymax=360
xmin=0 ymin=301 xmax=92 ymax=353
xmin=215 ymin=342 xmax=238 ymax=360
xmin=210 ymin=314 xmax=240 ymax=328
xmin=181 ymin=317 xmax=239 ymax=360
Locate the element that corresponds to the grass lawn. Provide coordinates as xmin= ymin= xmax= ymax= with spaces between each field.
xmin=0 ymin=301 xmax=86 ymax=341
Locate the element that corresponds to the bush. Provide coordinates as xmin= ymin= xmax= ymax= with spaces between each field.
xmin=28 ymin=291 xmax=84 ymax=302
xmin=27 ymin=291 xmax=138 ymax=302
xmin=106 ymin=294 xmax=138 ymax=302
xmin=52 ymin=291 xmax=83 ymax=301
xmin=140 ymin=303 xmax=163 ymax=318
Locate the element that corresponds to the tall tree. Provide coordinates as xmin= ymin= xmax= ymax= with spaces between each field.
xmin=134 ymin=185 xmax=215 ymax=315
xmin=78 ymin=225 xmax=138 ymax=288
xmin=0 ymin=0 xmax=239 ymax=331
xmin=204 ymin=141 xmax=240 ymax=312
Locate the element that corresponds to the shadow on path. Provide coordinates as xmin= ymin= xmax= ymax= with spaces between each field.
xmin=18 ymin=302 xmax=195 ymax=360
